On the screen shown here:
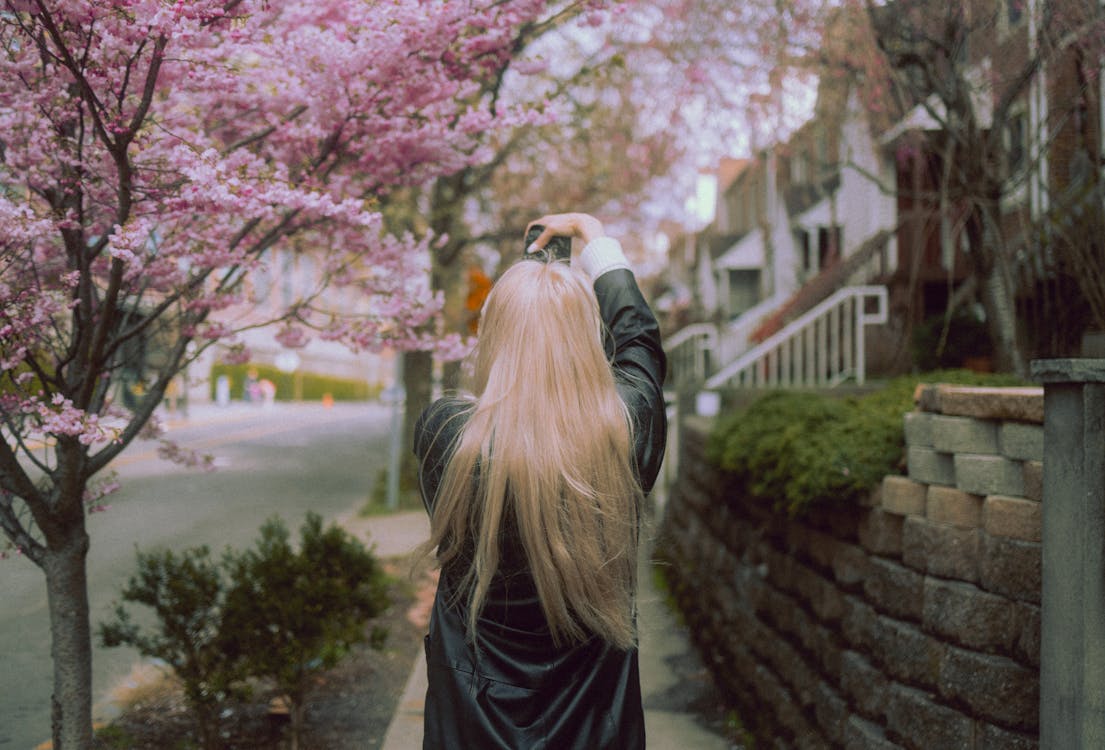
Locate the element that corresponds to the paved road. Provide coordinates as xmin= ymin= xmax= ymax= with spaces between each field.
xmin=1 ymin=402 xmax=395 ymax=750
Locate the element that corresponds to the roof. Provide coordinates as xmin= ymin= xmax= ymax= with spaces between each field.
xmin=717 ymin=158 xmax=752 ymax=194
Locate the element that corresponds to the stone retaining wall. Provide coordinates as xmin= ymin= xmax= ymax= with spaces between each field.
xmin=658 ymin=385 xmax=1044 ymax=749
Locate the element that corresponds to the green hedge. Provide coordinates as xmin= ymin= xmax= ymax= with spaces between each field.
xmin=706 ymin=370 xmax=1027 ymax=517
xmin=209 ymin=362 xmax=381 ymax=402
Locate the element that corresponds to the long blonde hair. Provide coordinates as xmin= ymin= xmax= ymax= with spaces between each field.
xmin=428 ymin=259 xmax=642 ymax=649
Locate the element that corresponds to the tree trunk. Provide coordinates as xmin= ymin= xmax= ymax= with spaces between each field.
xmin=980 ymin=261 xmax=1028 ymax=377
xmin=976 ymin=206 xmax=1028 ymax=378
xmin=402 ymin=171 xmax=476 ymax=483
xmin=963 ymin=200 xmax=1028 ymax=378
xmin=402 ymin=349 xmax=434 ymax=482
xmin=44 ymin=517 xmax=94 ymax=750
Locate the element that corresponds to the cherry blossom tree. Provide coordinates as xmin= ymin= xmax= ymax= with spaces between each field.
xmin=392 ymin=0 xmax=830 ymax=468
xmin=0 ymin=1 xmax=557 ymax=747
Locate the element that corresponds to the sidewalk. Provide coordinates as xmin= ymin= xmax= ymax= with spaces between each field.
xmin=376 ymin=508 xmax=735 ymax=750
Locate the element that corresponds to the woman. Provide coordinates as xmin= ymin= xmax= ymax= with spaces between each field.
xmin=413 ymin=212 xmax=667 ymax=749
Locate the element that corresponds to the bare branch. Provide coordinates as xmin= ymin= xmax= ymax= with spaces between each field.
xmin=0 ymin=438 xmax=45 ymax=509
xmin=0 ymin=491 xmax=45 ymax=565
xmin=223 ymin=104 xmax=308 ymax=154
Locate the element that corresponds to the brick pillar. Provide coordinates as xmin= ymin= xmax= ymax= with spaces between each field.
xmin=1032 ymin=358 xmax=1105 ymax=749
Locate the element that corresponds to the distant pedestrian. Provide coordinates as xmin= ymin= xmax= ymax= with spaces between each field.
xmin=244 ymin=367 xmax=260 ymax=403
xmin=259 ymin=378 xmax=276 ymax=406
xmin=414 ymin=212 xmax=667 ymax=749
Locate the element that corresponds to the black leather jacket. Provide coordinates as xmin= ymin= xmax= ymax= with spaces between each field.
xmin=414 ymin=267 xmax=667 ymax=749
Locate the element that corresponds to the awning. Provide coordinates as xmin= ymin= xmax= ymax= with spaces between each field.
xmin=715 ymin=228 xmax=765 ymax=270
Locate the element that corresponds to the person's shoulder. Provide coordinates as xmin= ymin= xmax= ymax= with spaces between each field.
xmin=414 ymin=396 xmax=474 ymax=458
xmin=420 ymin=395 xmax=474 ymax=423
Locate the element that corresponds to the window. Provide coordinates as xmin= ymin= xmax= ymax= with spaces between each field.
xmin=795 ymin=228 xmax=812 ymax=272
xmin=816 ymin=130 xmax=833 ymax=173
xmin=300 ymin=255 xmax=316 ymax=295
xmin=790 ymin=151 xmax=809 ymax=185
xmin=727 ymin=269 xmax=761 ymax=317
xmin=253 ymin=249 xmax=271 ymax=304
xmin=1005 ymin=110 xmax=1028 ymax=175
xmin=280 ymin=249 xmax=295 ymax=307
xmin=817 ymin=226 xmax=842 ymax=268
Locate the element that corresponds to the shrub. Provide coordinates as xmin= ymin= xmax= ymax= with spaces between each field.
xmin=208 ymin=361 xmax=381 ymax=402
xmin=707 ymin=370 xmax=1026 ymax=517
xmin=220 ymin=513 xmax=390 ymax=750
xmin=100 ymin=513 xmax=390 ymax=750
xmin=99 ymin=546 xmax=244 ymax=750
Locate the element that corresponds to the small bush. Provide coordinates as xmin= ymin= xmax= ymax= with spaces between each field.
xmin=100 ymin=513 xmax=390 ymax=750
xmin=221 ymin=513 xmax=390 ymax=749
xmin=99 ymin=546 xmax=244 ymax=750
xmin=707 ymin=370 xmax=1027 ymax=516
xmin=209 ymin=361 xmax=381 ymax=402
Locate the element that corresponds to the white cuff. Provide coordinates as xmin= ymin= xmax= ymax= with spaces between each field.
xmin=579 ymin=236 xmax=631 ymax=281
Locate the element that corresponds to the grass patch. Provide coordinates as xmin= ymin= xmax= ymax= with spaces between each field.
xmin=358 ymin=467 xmax=423 ymax=517
xmin=648 ymin=559 xmax=686 ymax=627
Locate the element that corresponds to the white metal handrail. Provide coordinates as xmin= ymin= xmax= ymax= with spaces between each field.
xmin=663 ymin=323 xmax=717 ymax=386
xmin=703 ymin=285 xmax=888 ymax=390
xmin=715 ymin=296 xmax=779 ymax=367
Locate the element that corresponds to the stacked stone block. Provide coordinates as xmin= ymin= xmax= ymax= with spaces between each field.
xmin=659 ymin=386 xmax=1044 ymax=749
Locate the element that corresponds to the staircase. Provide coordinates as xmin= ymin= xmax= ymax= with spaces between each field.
xmin=665 ymin=285 xmax=889 ymax=391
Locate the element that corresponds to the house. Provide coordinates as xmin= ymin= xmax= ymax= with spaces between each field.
xmin=669 ymin=64 xmax=900 ymax=386
xmin=666 ymin=0 xmax=1104 ymax=389
xmin=190 ymin=245 xmax=391 ymax=404
xmin=873 ymin=0 xmax=1104 ymax=366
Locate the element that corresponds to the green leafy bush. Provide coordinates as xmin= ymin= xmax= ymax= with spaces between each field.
xmin=208 ymin=361 xmax=382 ymax=402
xmin=99 ymin=546 xmax=244 ymax=750
xmin=707 ymin=370 xmax=1027 ymax=517
xmin=100 ymin=512 xmax=390 ymax=750
xmin=220 ymin=513 xmax=390 ymax=749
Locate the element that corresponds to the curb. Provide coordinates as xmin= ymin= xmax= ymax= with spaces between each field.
xmin=379 ymin=650 xmax=428 ymax=750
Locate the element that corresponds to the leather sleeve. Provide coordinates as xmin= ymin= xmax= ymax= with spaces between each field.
xmin=413 ymin=398 xmax=472 ymax=515
xmin=593 ymin=268 xmax=668 ymax=494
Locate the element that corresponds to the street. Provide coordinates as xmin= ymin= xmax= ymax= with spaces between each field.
xmin=1 ymin=402 xmax=396 ymax=750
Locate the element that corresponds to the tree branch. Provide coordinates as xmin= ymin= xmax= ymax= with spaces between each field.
xmin=0 ymin=437 xmax=45 ymax=509
xmin=30 ymin=0 xmax=114 ymax=147
xmin=0 ymin=491 xmax=45 ymax=566
xmin=223 ymin=104 xmax=308 ymax=154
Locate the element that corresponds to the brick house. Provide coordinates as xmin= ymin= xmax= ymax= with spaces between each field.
xmin=668 ymin=0 xmax=1104 ymax=386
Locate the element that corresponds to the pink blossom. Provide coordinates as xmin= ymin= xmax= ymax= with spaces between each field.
xmin=157 ymin=440 xmax=216 ymax=472
xmin=219 ymin=344 xmax=253 ymax=366
xmin=0 ymin=0 xmax=556 ymax=590
xmin=511 ymin=58 xmax=549 ymax=76
xmin=274 ymin=324 xmax=310 ymax=349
